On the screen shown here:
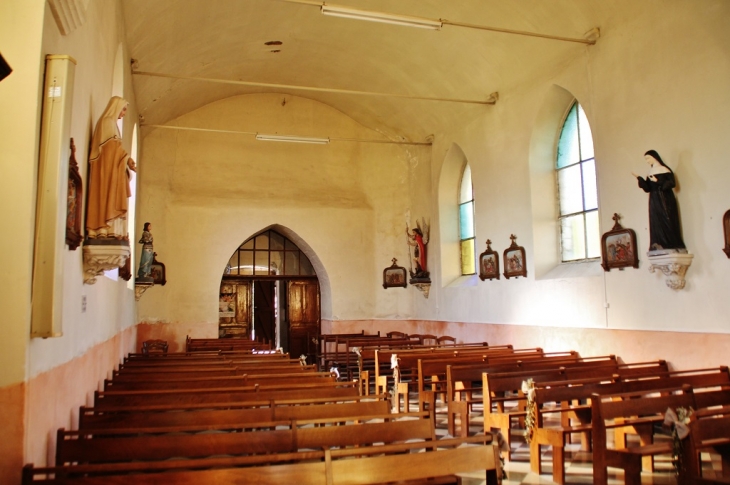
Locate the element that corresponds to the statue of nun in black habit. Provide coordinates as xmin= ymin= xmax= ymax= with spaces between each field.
xmin=632 ymin=150 xmax=686 ymax=252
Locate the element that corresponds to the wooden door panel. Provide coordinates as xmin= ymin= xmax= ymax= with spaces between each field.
xmin=254 ymin=281 xmax=276 ymax=345
xmin=236 ymin=282 xmax=251 ymax=324
xmin=288 ymin=280 xmax=320 ymax=364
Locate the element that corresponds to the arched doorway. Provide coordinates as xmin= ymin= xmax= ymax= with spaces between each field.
xmin=219 ymin=229 xmax=320 ymax=362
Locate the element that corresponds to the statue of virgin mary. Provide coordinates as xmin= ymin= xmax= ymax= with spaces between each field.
xmin=85 ymin=96 xmax=136 ymax=239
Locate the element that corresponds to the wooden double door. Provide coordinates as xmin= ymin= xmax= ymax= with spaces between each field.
xmin=221 ymin=278 xmax=319 ymax=363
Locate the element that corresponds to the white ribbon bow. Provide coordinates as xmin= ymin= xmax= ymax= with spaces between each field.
xmin=521 ymin=379 xmax=535 ymax=401
xmin=390 ymin=354 xmax=400 ymax=385
xmin=329 ymin=366 xmax=340 ymax=379
xmin=299 ymin=354 xmax=307 ymax=366
xmin=494 ymin=430 xmax=510 ymax=452
xmin=664 ymin=407 xmax=690 ymax=440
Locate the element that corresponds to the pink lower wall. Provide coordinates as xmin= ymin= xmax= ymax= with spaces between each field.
xmin=0 ymin=382 xmax=25 ymax=485
xmin=323 ymin=319 xmax=730 ymax=371
xmin=23 ymin=325 xmax=137 ymax=471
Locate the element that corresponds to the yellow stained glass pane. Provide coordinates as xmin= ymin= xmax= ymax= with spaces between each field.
xmin=461 ymin=239 xmax=475 ymax=275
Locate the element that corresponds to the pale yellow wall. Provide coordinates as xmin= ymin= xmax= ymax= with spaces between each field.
xmin=0 ymin=2 xmax=46 ymax=480
xmin=27 ymin=0 xmax=138 ymax=380
xmin=137 ymin=93 xmax=429 ymax=325
xmin=0 ymin=0 xmax=139 ymax=473
xmin=427 ymin=2 xmax=730 ymax=333
xmin=0 ymin=0 xmax=45 ymax=389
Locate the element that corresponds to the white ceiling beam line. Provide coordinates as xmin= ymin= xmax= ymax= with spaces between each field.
xmin=141 ymin=124 xmax=433 ymax=146
xmin=274 ymin=0 xmax=598 ymax=45
xmin=132 ymin=70 xmax=496 ymax=106
xmin=441 ymin=20 xmax=598 ymax=45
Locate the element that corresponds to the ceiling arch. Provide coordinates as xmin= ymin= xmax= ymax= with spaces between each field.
xmin=120 ymin=1 xmax=629 ymax=141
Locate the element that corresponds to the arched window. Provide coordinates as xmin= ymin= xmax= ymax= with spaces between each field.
xmin=556 ymin=102 xmax=599 ymax=261
xmin=459 ymin=164 xmax=475 ymax=275
xmin=225 ymin=229 xmax=316 ymax=277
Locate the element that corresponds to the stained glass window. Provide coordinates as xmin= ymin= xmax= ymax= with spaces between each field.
xmin=459 ymin=165 xmax=476 ymax=275
xmin=556 ymin=103 xmax=600 ymax=261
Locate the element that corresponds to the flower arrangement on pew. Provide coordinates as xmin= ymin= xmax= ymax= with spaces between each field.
xmin=522 ymin=378 xmax=536 ymax=444
xmin=664 ymin=406 xmax=693 ymax=476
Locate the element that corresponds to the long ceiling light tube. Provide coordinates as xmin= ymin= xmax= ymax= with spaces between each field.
xmin=276 ymin=0 xmax=597 ymax=45
xmin=320 ymin=4 xmax=442 ymax=30
xmin=256 ymin=133 xmax=329 ymax=144
xmin=142 ymin=124 xmax=432 ymax=146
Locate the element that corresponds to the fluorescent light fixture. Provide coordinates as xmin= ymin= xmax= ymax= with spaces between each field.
xmin=255 ymin=134 xmax=330 ymax=145
xmin=321 ymin=5 xmax=442 ymax=30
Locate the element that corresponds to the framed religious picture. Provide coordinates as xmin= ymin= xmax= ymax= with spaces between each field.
xmin=478 ymin=239 xmax=500 ymax=281
xmin=601 ymin=213 xmax=639 ymax=271
xmin=150 ymin=253 xmax=167 ymax=286
xmin=503 ymin=234 xmax=527 ymax=279
xmin=65 ymin=138 xmax=83 ymax=250
xmin=383 ymin=258 xmax=407 ymax=289
xmin=723 ymin=209 xmax=730 ymax=258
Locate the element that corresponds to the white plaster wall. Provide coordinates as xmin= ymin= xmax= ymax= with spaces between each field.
xmin=27 ymin=0 xmax=138 ymax=377
xmin=425 ymin=2 xmax=730 ymax=334
xmin=0 ymin=0 xmax=46 ymax=388
xmin=137 ymin=94 xmax=428 ymax=326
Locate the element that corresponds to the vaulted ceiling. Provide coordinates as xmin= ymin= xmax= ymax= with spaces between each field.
xmin=122 ymin=1 xmax=622 ymax=142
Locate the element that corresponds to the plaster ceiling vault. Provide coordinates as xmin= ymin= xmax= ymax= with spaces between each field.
xmin=122 ymin=0 xmax=619 ymax=142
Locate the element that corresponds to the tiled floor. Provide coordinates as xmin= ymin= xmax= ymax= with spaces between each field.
xmin=413 ymin=395 xmax=725 ymax=485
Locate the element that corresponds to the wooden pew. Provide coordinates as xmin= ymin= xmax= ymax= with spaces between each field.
xmin=317 ymin=330 xmax=369 ymax=369
xmin=114 ymin=363 xmax=315 ymax=379
xmin=445 ymin=353 xmax=612 ymax=407
xmin=443 ymin=354 xmax=618 ymax=436
xmin=592 ymin=385 xmax=730 ymax=485
xmin=338 ymin=336 xmax=418 ymax=381
xmin=368 ymin=343 xmax=512 ymax=404
xmin=395 ymin=347 xmax=570 ymax=414
xmin=104 ymin=371 xmax=336 ymax=391
xmin=481 ymin=359 xmax=670 ymax=459
xmin=23 ymin=435 xmax=502 ymax=485
xmin=125 ymin=349 xmax=288 ymax=361
xmin=94 ymin=381 xmax=360 ymax=409
xmin=361 ymin=341 xmax=498 ymax=392
xmin=119 ymin=355 xmax=302 ymax=369
xmin=186 ymin=336 xmax=271 ymax=352
xmin=56 ymin=411 xmax=435 ymax=465
xmin=684 ymin=406 xmax=730 ymax=483
xmin=530 ymin=366 xmax=730 ymax=484
xmin=79 ymin=398 xmax=391 ymax=431
xmin=121 ymin=355 xmax=291 ymax=366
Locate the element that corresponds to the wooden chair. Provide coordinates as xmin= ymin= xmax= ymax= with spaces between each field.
xmin=437 ymin=335 xmax=456 ymax=346
xmin=411 ymin=334 xmax=438 ymax=346
xmin=141 ymin=339 xmax=168 ymax=355
xmin=387 ymin=331 xmax=408 ymax=339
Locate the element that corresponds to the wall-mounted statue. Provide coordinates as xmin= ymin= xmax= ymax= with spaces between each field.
xmin=406 ymin=218 xmax=430 ymax=282
xmin=632 ymin=150 xmax=686 ymax=253
xmin=86 ymin=96 xmax=136 ymax=240
xmin=137 ymin=222 xmax=154 ymax=282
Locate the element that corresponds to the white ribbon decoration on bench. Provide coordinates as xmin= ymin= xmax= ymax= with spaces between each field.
xmin=329 ymin=366 xmax=340 ymax=379
xmin=663 ymin=407 xmax=690 ymax=440
xmin=494 ymin=430 xmax=510 ymax=452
